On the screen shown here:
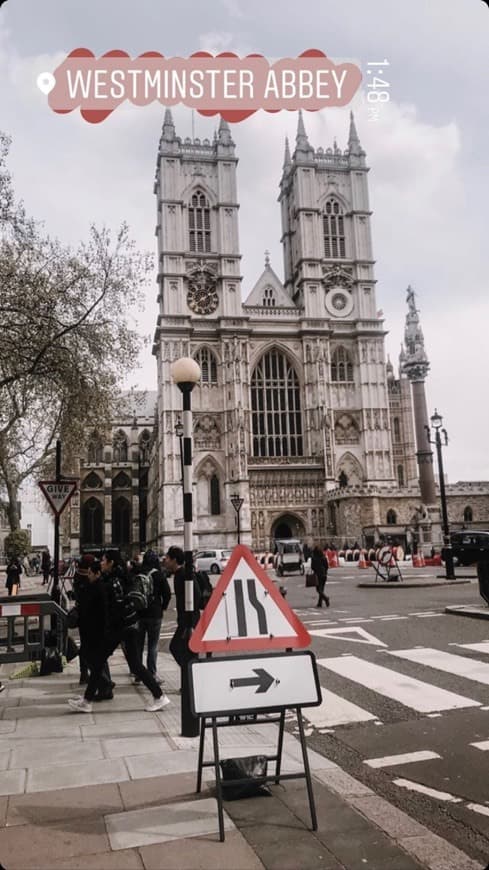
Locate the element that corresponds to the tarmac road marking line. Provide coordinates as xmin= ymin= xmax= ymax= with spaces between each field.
xmin=317 ymin=655 xmax=480 ymax=712
xmin=415 ymin=613 xmax=444 ymax=618
xmin=376 ymin=616 xmax=409 ymax=621
xmin=387 ymin=647 xmax=489 ymax=687
xmin=470 ymin=740 xmax=489 ymax=750
xmin=466 ymin=802 xmax=489 ymax=817
xmin=364 ymin=750 xmax=442 ymax=768
xmin=393 ymin=779 xmax=462 ymax=802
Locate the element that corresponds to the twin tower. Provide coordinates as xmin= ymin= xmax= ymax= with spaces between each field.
xmin=150 ymin=109 xmax=418 ymax=551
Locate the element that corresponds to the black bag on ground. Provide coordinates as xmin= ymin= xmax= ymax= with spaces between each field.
xmin=220 ymin=755 xmax=271 ymax=800
xmin=39 ymin=646 xmax=63 ymax=675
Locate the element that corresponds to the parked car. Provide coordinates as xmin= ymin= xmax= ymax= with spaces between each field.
xmin=450 ymin=531 xmax=489 ymax=566
xmin=194 ymin=549 xmax=233 ymax=574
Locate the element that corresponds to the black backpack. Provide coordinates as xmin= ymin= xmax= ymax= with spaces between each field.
xmin=195 ymin=570 xmax=213 ymax=610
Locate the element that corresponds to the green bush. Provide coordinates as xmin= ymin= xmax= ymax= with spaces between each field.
xmin=4 ymin=529 xmax=31 ymax=560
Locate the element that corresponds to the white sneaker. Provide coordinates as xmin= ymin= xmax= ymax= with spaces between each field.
xmin=145 ymin=694 xmax=170 ymax=712
xmin=67 ymin=697 xmax=92 ymax=713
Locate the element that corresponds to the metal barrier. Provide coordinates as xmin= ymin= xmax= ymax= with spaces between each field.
xmin=0 ymin=593 xmax=66 ymax=666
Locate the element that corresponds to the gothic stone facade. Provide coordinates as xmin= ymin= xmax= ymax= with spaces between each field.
xmin=149 ymin=109 xmax=423 ymax=552
xmin=64 ymin=392 xmax=157 ymax=558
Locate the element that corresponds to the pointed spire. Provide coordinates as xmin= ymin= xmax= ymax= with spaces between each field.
xmin=161 ymin=108 xmax=175 ymax=142
xmin=295 ymin=110 xmax=313 ymax=157
xmin=264 ymin=250 xmax=270 ymax=268
xmin=283 ymin=136 xmax=291 ymax=169
xmin=218 ymin=115 xmax=233 ymax=145
xmin=348 ymin=111 xmax=362 ymax=155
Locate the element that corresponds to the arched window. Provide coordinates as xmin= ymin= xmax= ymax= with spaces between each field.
xmin=251 ymin=350 xmax=303 ymax=458
xmin=113 ymin=430 xmax=128 ymax=462
xmin=80 ymin=497 xmax=104 ymax=547
xmin=210 ymin=474 xmax=221 ymax=515
xmin=189 ymin=189 xmax=211 ymax=253
xmin=463 ymin=506 xmax=473 ymax=523
xmin=112 ymin=496 xmax=131 ymax=546
xmin=139 ymin=430 xmax=151 ymax=464
xmin=87 ymin=432 xmax=103 ymax=464
xmin=263 ymin=286 xmax=276 ymax=307
xmin=331 ymin=347 xmax=353 ymax=383
xmin=387 ymin=509 xmax=397 ymax=525
xmin=393 ymin=417 xmax=401 ymax=442
xmin=194 ymin=347 xmax=218 ymax=385
xmin=323 ymin=198 xmax=346 ymax=259
xmin=397 ymin=465 xmax=405 ymax=488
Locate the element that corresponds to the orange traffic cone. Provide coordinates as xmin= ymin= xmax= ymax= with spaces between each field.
xmin=358 ymin=550 xmax=369 ymax=568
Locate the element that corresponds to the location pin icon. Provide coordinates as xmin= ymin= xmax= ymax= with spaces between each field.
xmin=37 ymin=72 xmax=56 ymax=95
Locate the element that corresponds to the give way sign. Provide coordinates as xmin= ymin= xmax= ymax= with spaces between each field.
xmin=38 ymin=480 xmax=78 ymax=517
xmin=189 ymin=544 xmax=311 ymax=654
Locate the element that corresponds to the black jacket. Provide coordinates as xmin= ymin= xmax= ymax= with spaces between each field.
xmin=311 ymin=549 xmax=329 ymax=580
xmin=78 ymin=578 xmax=111 ymax=652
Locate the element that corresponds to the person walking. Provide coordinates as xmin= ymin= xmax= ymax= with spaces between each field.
xmin=67 ymin=549 xmax=170 ymax=714
xmin=136 ymin=551 xmax=171 ymax=685
xmin=72 ymin=553 xmax=113 ymax=697
xmin=5 ymin=557 xmax=22 ymax=596
xmin=311 ymin=544 xmax=330 ymax=608
xmin=164 ymin=546 xmax=200 ymax=669
xmin=41 ymin=550 xmax=50 ymax=585
xmin=67 ymin=560 xmax=116 ymax=713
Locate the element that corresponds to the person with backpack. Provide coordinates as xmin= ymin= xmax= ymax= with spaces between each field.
xmin=136 ymin=551 xmax=171 ymax=685
xmin=164 ymin=546 xmax=201 ymax=669
xmin=105 ymin=549 xmax=171 ymax=712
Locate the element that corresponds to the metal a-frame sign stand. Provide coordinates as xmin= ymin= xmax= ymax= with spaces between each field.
xmin=188 ymin=544 xmax=322 ymax=842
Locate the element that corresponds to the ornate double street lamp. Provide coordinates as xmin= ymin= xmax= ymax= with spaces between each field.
xmin=230 ymin=494 xmax=244 ymax=545
xmin=171 ymin=357 xmax=201 ymax=737
xmin=425 ymin=410 xmax=455 ymax=580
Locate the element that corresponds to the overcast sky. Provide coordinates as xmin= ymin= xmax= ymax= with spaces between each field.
xmin=1 ymin=0 xmax=488 ymax=511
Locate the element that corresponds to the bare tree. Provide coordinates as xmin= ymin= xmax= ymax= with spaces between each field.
xmin=0 ymin=133 xmax=153 ymax=530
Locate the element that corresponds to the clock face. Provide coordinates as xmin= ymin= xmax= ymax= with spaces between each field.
xmin=186 ymin=266 xmax=219 ymax=315
xmin=187 ymin=285 xmax=219 ymax=315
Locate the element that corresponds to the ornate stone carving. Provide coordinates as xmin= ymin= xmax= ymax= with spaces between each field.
xmin=322 ymin=265 xmax=354 ymax=289
xmin=194 ymin=415 xmax=221 ymax=450
xmin=185 ymin=261 xmax=219 ymax=315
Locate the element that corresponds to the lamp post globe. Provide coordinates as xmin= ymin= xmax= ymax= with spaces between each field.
xmin=171 ymin=357 xmax=201 ymax=387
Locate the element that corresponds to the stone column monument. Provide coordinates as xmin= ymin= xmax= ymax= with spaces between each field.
xmin=400 ymin=287 xmax=437 ymax=544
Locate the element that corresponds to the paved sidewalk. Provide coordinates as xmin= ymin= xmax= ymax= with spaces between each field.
xmin=0 ymin=644 xmax=484 ymax=870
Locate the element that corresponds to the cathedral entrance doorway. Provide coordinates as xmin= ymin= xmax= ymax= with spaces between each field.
xmin=272 ymin=514 xmax=305 ymax=544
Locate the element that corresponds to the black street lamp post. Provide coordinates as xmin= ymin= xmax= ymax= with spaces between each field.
xmin=230 ymin=494 xmax=244 ymax=545
xmin=425 ymin=410 xmax=455 ymax=580
xmin=171 ymin=358 xmax=201 ymax=738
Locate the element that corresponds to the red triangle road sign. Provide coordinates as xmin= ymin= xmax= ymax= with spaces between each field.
xmin=190 ymin=544 xmax=311 ymax=653
xmin=38 ymin=479 xmax=78 ymax=517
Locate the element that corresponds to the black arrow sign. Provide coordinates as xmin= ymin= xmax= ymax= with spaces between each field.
xmin=230 ymin=668 xmax=276 ymax=694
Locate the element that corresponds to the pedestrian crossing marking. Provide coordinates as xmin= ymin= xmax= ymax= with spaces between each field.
xmin=310 ymin=627 xmax=387 ymax=647
xmin=456 ymin=641 xmax=489 ymax=655
xmin=317 ymin=655 xmax=479 ymax=712
xmin=470 ymin=740 xmax=489 ymax=751
xmin=393 ymin=779 xmax=462 ymax=803
xmin=387 ymin=647 xmax=489 ymax=687
xmin=364 ymin=750 xmax=441 ymax=768
xmin=303 ymin=688 xmax=377 ymax=729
